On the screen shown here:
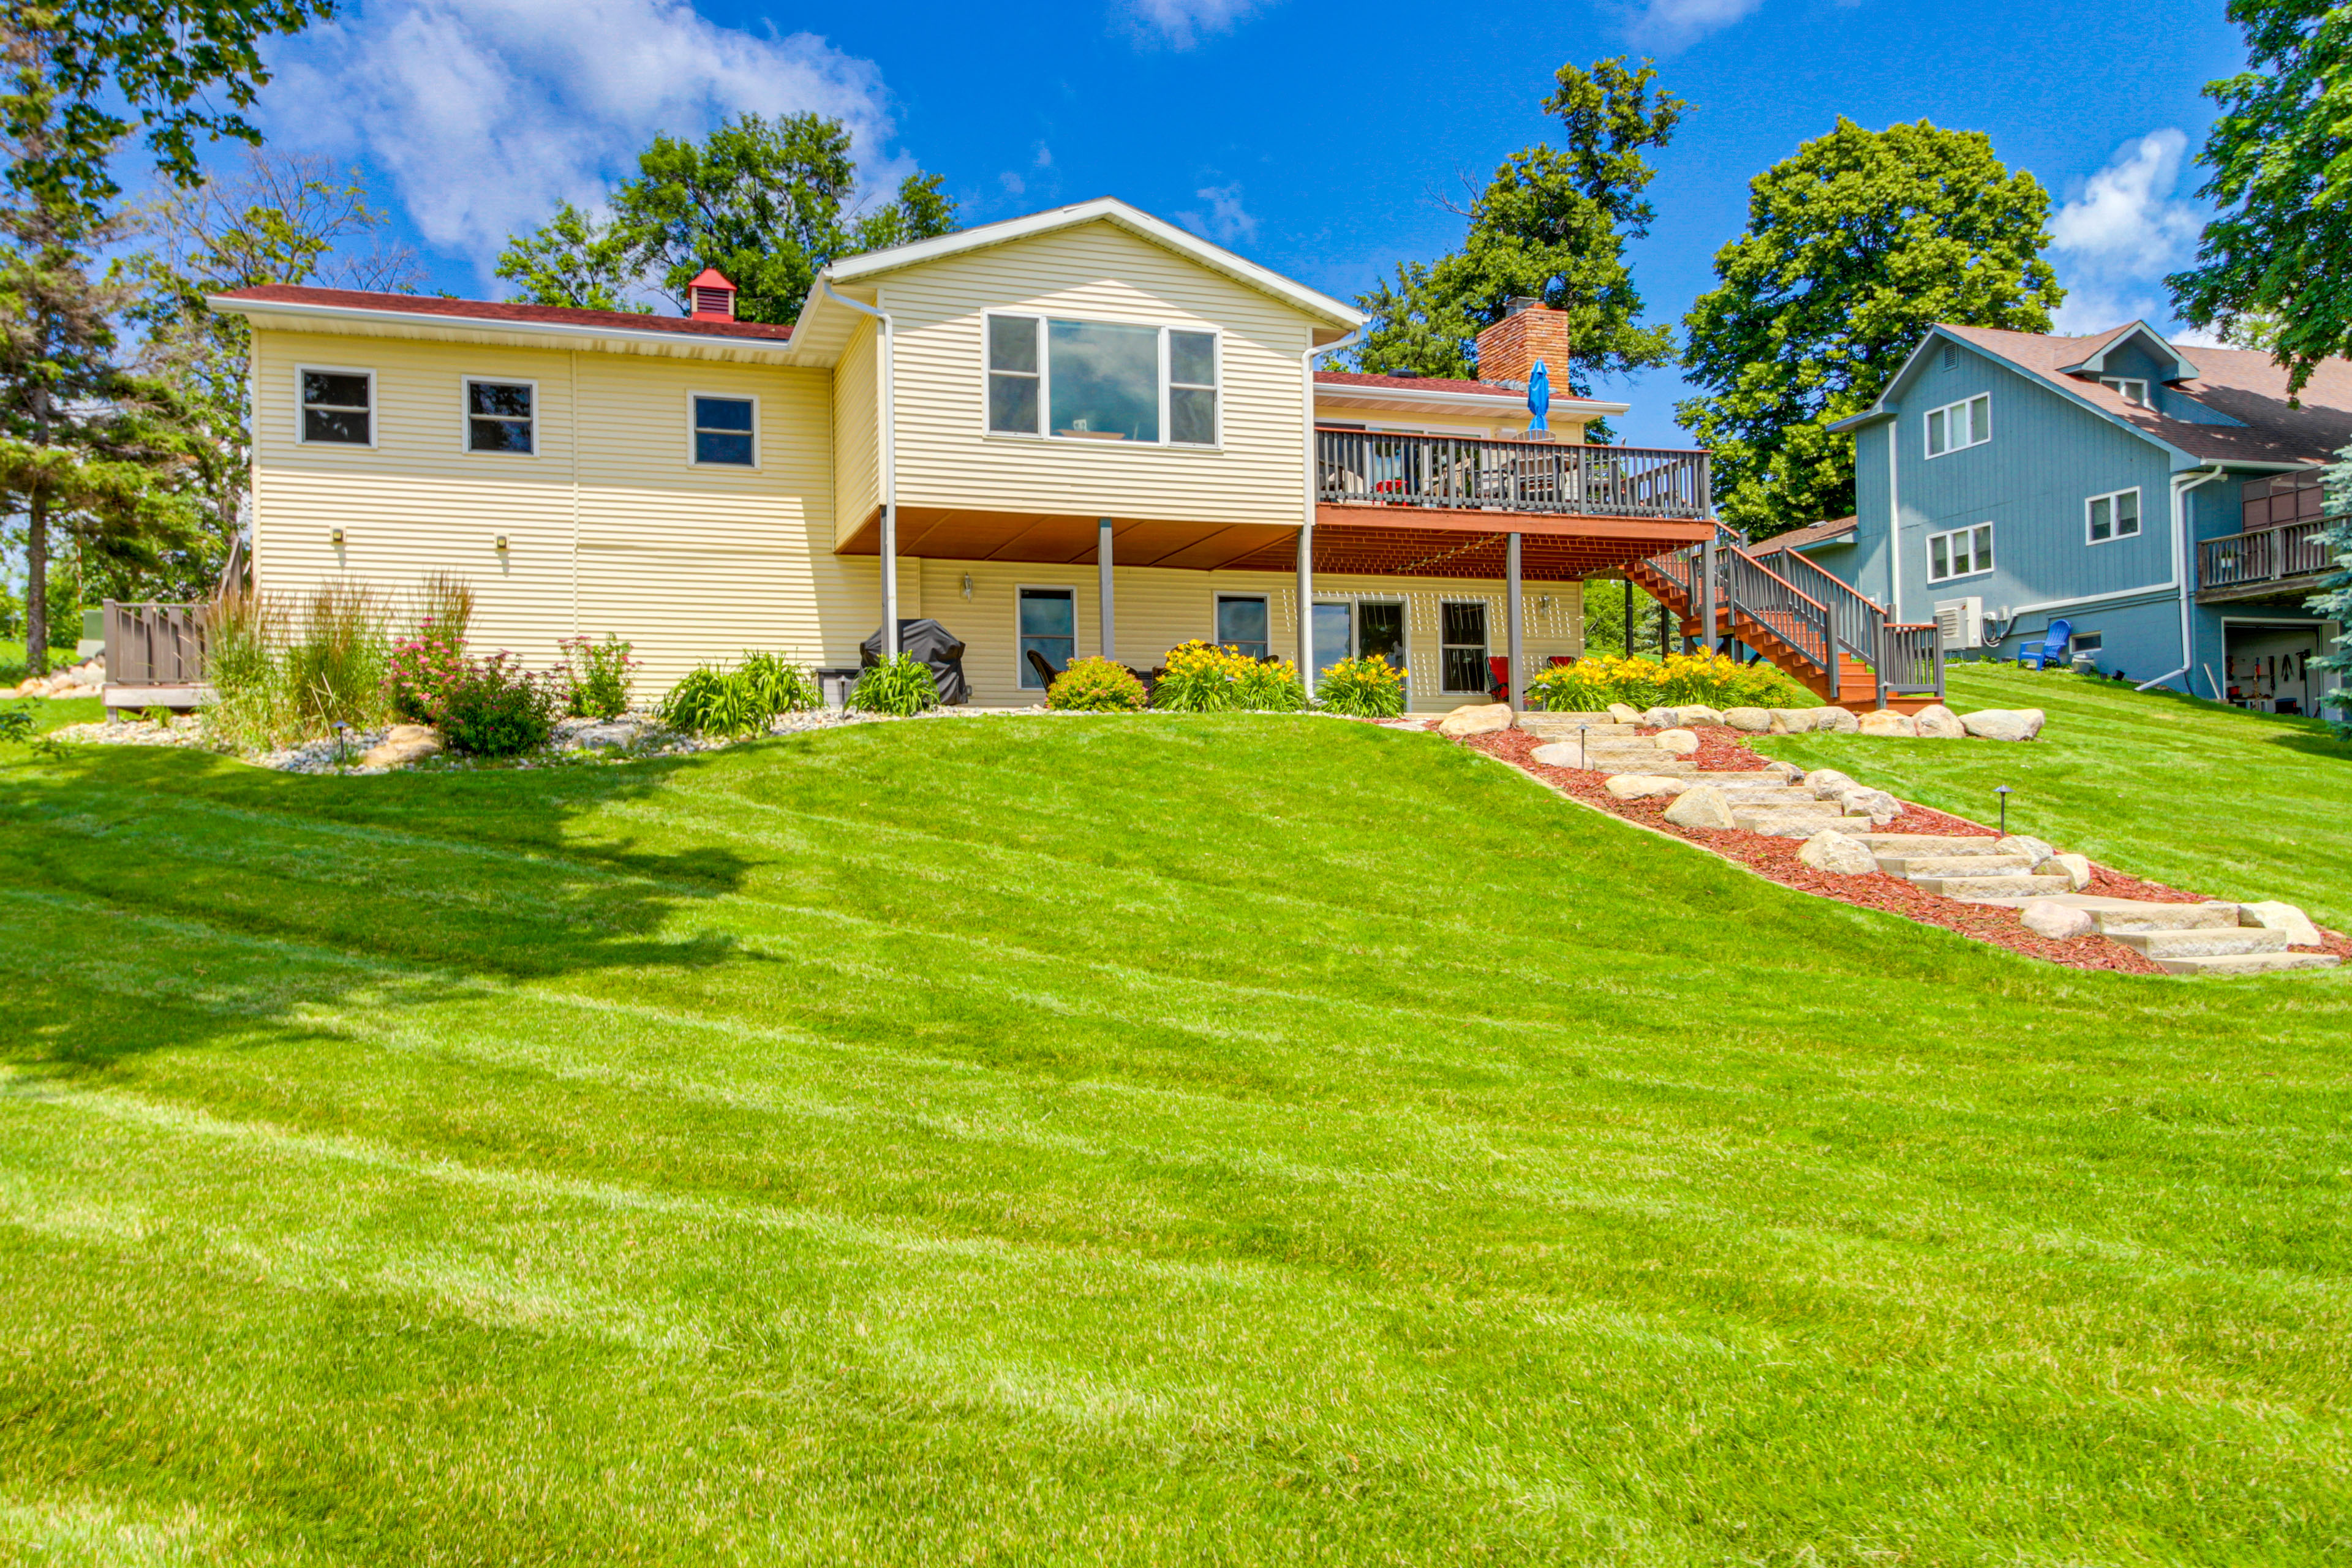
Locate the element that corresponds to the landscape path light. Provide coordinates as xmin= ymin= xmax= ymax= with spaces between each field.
xmin=1996 ymin=784 xmax=2012 ymax=835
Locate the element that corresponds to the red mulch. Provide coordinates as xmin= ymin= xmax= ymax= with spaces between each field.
xmin=1468 ymin=725 xmax=2206 ymax=974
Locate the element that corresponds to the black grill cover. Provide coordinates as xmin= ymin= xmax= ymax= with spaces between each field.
xmin=861 ymin=618 xmax=968 ymax=704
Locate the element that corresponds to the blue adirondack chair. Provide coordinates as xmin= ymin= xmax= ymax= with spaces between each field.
xmin=2018 ymin=618 xmax=2073 ymax=669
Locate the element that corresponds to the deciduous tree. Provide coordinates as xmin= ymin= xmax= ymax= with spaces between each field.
xmin=1676 ymin=119 xmax=2062 ymax=538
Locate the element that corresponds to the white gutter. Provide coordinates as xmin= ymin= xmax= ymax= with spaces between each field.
xmin=2136 ymin=464 xmax=2228 ymax=691
xmin=203 ymin=293 xmax=798 ymax=359
xmin=820 ymin=279 xmax=899 ymax=660
xmin=1300 ymin=328 xmax=1364 ymax=691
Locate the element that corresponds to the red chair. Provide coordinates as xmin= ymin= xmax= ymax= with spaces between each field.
xmin=1488 ymin=655 xmax=1511 ymax=704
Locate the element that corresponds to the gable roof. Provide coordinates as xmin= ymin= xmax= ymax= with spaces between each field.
xmin=2051 ymin=320 xmax=2199 ymax=382
xmin=208 ymin=284 xmax=797 ymax=351
xmin=1317 ymin=370 xmax=1518 ymax=400
xmin=1752 ymin=516 xmax=1858 ymax=554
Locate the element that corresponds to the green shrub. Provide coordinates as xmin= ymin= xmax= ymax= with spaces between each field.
xmin=438 ymin=652 xmax=557 ymax=756
xmin=1232 ymin=657 xmax=1306 ymax=711
xmin=560 ymin=633 xmax=639 ymax=720
xmin=386 ymin=574 xmax=474 ymax=724
xmin=1525 ymin=651 xmax=1812 ymax=714
xmin=737 ymin=650 xmax=822 ymax=715
xmin=848 ymin=653 xmax=941 ymax=716
xmin=1150 ymin=641 xmax=1306 ymax=712
xmin=658 ymin=652 xmax=823 ymax=736
xmin=1046 ymin=655 xmax=1147 ymax=712
xmin=283 ymin=582 xmax=389 ymax=731
xmin=203 ymin=590 xmax=295 ymax=750
xmin=1315 ymin=654 xmax=1404 ymax=718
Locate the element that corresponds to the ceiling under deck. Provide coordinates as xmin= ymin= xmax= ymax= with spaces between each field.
xmin=835 ymin=504 xmax=1712 ymax=579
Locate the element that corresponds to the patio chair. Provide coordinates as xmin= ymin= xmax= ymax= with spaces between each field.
xmin=1488 ymin=655 xmax=1511 ymax=705
xmin=2018 ymin=618 xmax=2073 ymax=670
xmin=1025 ymin=649 xmax=1063 ymax=691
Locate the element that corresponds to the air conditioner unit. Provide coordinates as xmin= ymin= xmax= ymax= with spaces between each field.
xmin=1934 ymin=597 xmax=1985 ymax=649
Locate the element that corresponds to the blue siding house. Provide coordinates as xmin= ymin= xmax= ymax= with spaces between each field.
xmin=1811 ymin=322 xmax=2348 ymax=717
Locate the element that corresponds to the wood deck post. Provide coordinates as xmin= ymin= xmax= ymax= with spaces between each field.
xmin=1098 ymin=518 xmax=1115 ymax=662
xmin=1700 ymin=533 xmax=1718 ymax=659
xmin=1506 ymin=532 xmax=1524 ymax=711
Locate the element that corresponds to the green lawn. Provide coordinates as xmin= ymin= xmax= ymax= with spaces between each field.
xmin=1769 ymin=663 xmax=2352 ymax=929
xmin=2 ymin=714 xmax=2348 ymax=1565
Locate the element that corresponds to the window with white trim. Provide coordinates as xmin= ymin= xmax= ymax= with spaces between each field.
xmin=984 ymin=314 xmax=1219 ymax=445
xmin=2101 ymin=377 xmax=2149 ymax=407
xmin=300 ymin=368 xmax=372 ymax=445
xmin=1440 ymin=601 xmax=1490 ymax=694
xmin=692 ymin=395 xmax=756 ymax=466
xmin=2086 ymin=487 xmax=2141 ymax=545
xmin=1924 ymin=394 xmax=1991 ymax=458
xmin=465 ymin=379 xmax=533 ymax=454
xmin=1019 ymin=587 xmax=1076 ymax=688
xmin=1928 ymin=523 xmax=1994 ymax=583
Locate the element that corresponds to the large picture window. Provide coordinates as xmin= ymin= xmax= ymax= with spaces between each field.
xmin=1019 ymin=587 xmax=1076 ymax=688
xmin=1441 ymin=601 xmax=1489 ymax=694
xmin=1928 ymin=523 xmax=1994 ymax=583
xmin=1924 ymin=394 xmax=1991 ymax=458
xmin=301 ymin=368 xmax=372 ymax=445
xmin=1215 ymin=594 xmax=1268 ymax=659
xmin=2086 ymin=487 xmax=2141 ymax=544
xmin=985 ymin=314 xmax=1219 ymax=446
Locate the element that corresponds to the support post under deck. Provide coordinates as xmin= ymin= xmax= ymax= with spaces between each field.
xmin=1506 ymin=532 xmax=1524 ymax=710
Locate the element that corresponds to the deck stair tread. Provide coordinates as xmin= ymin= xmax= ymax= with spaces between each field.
xmin=2152 ymin=951 xmax=2341 ymax=975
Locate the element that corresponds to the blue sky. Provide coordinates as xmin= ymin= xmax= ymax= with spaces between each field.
xmin=246 ymin=0 xmax=2255 ymax=447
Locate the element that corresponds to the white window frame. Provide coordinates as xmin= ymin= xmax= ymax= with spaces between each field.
xmin=1926 ymin=522 xmax=1996 ymax=584
xmin=2084 ymin=486 xmax=2143 ymax=546
xmin=1016 ymin=584 xmax=1080 ymax=690
xmin=687 ymin=391 xmax=760 ymax=470
xmin=1212 ymin=592 xmax=1271 ymax=658
xmin=296 ymin=364 xmax=375 ymax=448
xmin=2101 ymin=377 xmax=2149 ymax=407
xmin=981 ymin=311 xmax=1222 ymax=449
xmin=1923 ymin=393 xmax=1992 ymax=458
xmin=460 ymin=375 xmax=538 ymax=457
xmin=1439 ymin=598 xmax=1492 ymax=695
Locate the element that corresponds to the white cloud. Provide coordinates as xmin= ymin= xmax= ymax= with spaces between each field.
xmin=1122 ymin=0 xmax=1266 ymax=50
xmin=1620 ymin=0 xmax=1769 ymax=49
xmin=2048 ymin=129 xmax=2205 ymax=335
xmin=261 ymin=0 xmax=904 ymax=277
xmin=1175 ymin=183 xmax=1257 ymax=246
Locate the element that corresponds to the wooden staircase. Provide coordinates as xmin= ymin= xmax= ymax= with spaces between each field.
xmin=1626 ymin=526 xmax=1945 ymax=714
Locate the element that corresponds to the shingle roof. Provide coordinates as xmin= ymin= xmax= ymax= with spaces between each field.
xmin=213 ymin=285 xmax=797 ymax=343
xmin=1314 ymin=369 xmax=1523 ymax=399
xmin=1940 ymin=324 xmax=2352 ymax=466
xmin=1753 ymin=516 xmax=1858 ymax=552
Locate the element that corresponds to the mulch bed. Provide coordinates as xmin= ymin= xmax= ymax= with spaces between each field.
xmin=1463 ymin=723 xmax=2350 ymax=974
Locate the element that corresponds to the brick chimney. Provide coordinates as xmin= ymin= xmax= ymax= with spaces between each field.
xmin=1474 ymin=296 xmax=1570 ymax=388
xmin=688 ymin=267 xmax=737 ymax=321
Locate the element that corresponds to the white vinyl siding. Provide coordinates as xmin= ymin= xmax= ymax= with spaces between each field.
xmin=1924 ymin=394 xmax=1991 ymax=458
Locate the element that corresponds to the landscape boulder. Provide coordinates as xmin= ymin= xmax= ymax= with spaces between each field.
xmin=1803 ymin=767 xmax=1856 ymax=796
xmin=361 ymin=725 xmax=443 ymax=769
xmin=1604 ymin=774 xmax=1690 ymax=800
xmin=1721 ymin=706 xmax=1771 ymax=733
xmin=1640 ymin=706 xmax=1679 ymax=728
xmin=1673 ymin=704 xmax=1725 ymax=727
xmin=1833 ymin=786 xmax=1902 ymax=826
xmin=1912 ymin=704 xmax=1966 ymax=739
xmin=1960 ymin=707 xmax=2046 ymax=742
xmin=2239 ymin=900 xmax=2324 ymax=948
xmin=1606 ymin=703 xmax=1645 ymax=725
xmin=1653 ymin=727 xmax=1702 ymax=756
xmin=564 ymin=720 xmax=643 ymax=750
xmin=1438 ymin=703 xmax=1514 ymax=737
xmin=1995 ymin=835 xmax=2056 ymax=869
xmin=1662 ymin=783 xmax=1740 ymax=830
xmin=1814 ymin=707 xmax=1861 ymax=734
xmin=1766 ymin=708 xmax=1819 ymax=734
xmin=1796 ymin=827 xmax=1879 ymax=876
xmin=1858 ymin=709 xmax=1917 ymax=737
xmin=1762 ymin=760 xmax=1806 ymax=784
xmin=2020 ymin=900 xmax=2097 ymax=940
xmin=2051 ymin=853 xmax=2093 ymax=891
xmin=1530 ymin=741 xmax=1593 ymax=769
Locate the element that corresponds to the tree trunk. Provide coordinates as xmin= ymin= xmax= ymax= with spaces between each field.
xmin=24 ymin=492 xmax=47 ymax=678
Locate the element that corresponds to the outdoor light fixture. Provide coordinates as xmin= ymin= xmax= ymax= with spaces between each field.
xmin=330 ymin=527 xmax=345 ymax=545
xmin=1579 ymin=723 xmax=1588 ymax=771
xmin=961 ymin=573 xmax=973 ymax=599
xmin=494 ymin=535 xmax=509 ymax=552
xmin=1995 ymin=784 xmax=2013 ymax=835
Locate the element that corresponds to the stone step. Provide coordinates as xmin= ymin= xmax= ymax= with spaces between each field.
xmin=1907 ymin=872 xmax=2077 ymax=901
xmin=1736 ymin=812 xmax=1877 ymax=839
xmin=2106 ymin=926 xmax=2290 ymax=959
xmin=2152 ymin=951 xmax=2342 ymax=976
xmin=1520 ymin=720 xmax=1643 ymax=737
xmin=1732 ymin=801 xmax=1852 ymax=822
xmin=1856 ymin=833 xmax=2008 ymax=857
xmin=2089 ymin=901 xmax=2243 ymax=932
xmin=1877 ymin=853 xmax=2038 ymax=878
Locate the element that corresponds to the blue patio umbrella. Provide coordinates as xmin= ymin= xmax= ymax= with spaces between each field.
xmin=1528 ymin=359 xmax=1551 ymax=433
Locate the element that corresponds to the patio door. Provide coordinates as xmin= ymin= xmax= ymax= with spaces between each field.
xmin=1312 ymin=602 xmax=1352 ymax=679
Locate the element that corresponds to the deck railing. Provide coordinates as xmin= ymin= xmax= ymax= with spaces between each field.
xmin=2198 ymin=516 xmax=2337 ymax=592
xmin=104 ymin=600 xmax=209 ymax=684
xmin=1315 ymin=428 xmax=1711 ymax=520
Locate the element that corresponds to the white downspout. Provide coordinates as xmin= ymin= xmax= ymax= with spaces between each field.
xmin=821 ymin=278 xmax=898 ymax=660
xmin=2137 ymin=464 xmax=2226 ymax=692
xmin=1299 ymin=326 xmax=1362 ymax=692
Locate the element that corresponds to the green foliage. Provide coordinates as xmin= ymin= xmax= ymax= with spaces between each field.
xmin=199 ymin=587 xmax=289 ymax=749
xmin=1045 ymin=655 xmax=1147 ymax=712
xmin=281 ymin=581 xmax=387 ymax=732
xmin=848 ymin=653 xmax=941 ymax=717
xmin=2311 ymin=443 xmax=2352 ymax=733
xmin=1353 ymin=58 xmax=1683 ymax=412
xmin=496 ymin=113 xmax=957 ymax=325
xmin=736 ymin=650 xmax=823 ymax=717
xmin=1314 ymin=654 xmax=1405 ymax=718
xmin=658 ymin=652 xmax=823 ymax=737
xmin=1525 ymin=651 xmax=1811 ymax=712
xmin=1580 ymin=579 xmax=1671 ymax=658
xmin=437 ymin=652 xmax=557 ymax=758
xmin=1676 ymin=119 xmax=2063 ymax=538
xmin=0 ymin=700 xmax=31 ymax=745
xmin=560 ymin=633 xmax=638 ymax=721
xmin=384 ymin=573 xmax=473 ymax=725
xmin=2168 ymin=2 xmax=2352 ymax=397
xmin=1149 ymin=641 xmax=1305 ymax=712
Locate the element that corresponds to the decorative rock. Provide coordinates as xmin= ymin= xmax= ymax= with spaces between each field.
xmin=564 ymin=719 xmax=643 ymax=750
xmin=1814 ymin=707 xmax=1861 ymax=734
xmin=1606 ymin=703 xmax=1645 ymax=725
xmin=1604 ymin=774 xmax=1691 ymax=800
xmin=1662 ymin=783 xmax=1740 ymax=830
xmin=1796 ymin=827 xmax=1879 ymax=876
xmin=1653 ymin=727 xmax=1702 ymax=756
xmin=1721 ymin=706 xmax=1771 ymax=733
xmin=1803 ymin=768 xmax=1856 ymax=795
xmin=1438 ymin=703 xmax=1515 ymax=737
xmin=1762 ymin=760 xmax=1806 ymax=784
xmin=1995 ymin=835 xmax=2056 ymax=869
xmin=1529 ymin=741 xmax=1602 ymax=769
xmin=1833 ymin=786 xmax=1902 ymax=826
xmin=1912 ymin=704 xmax=1966 ymax=739
xmin=2239 ymin=900 xmax=2324 ymax=948
xmin=1673 ymin=704 xmax=1725 ymax=727
xmin=361 ymin=725 xmax=443 ymax=768
xmin=1959 ymin=707 xmax=2047 ymax=742
xmin=1858 ymin=709 xmax=1917 ymax=737
xmin=2051 ymin=852 xmax=2093 ymax=891
xmin=1766 ymin=708 xmax=1819 ymax=734
xmin=2020 ymin=900 xmax=2097 ymax=940
xmin=1640 ymin=706 xmax=1679 ymax=728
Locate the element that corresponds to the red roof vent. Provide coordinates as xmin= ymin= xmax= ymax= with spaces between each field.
xmin=688 ymin=267 xmax=737 ymax=321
